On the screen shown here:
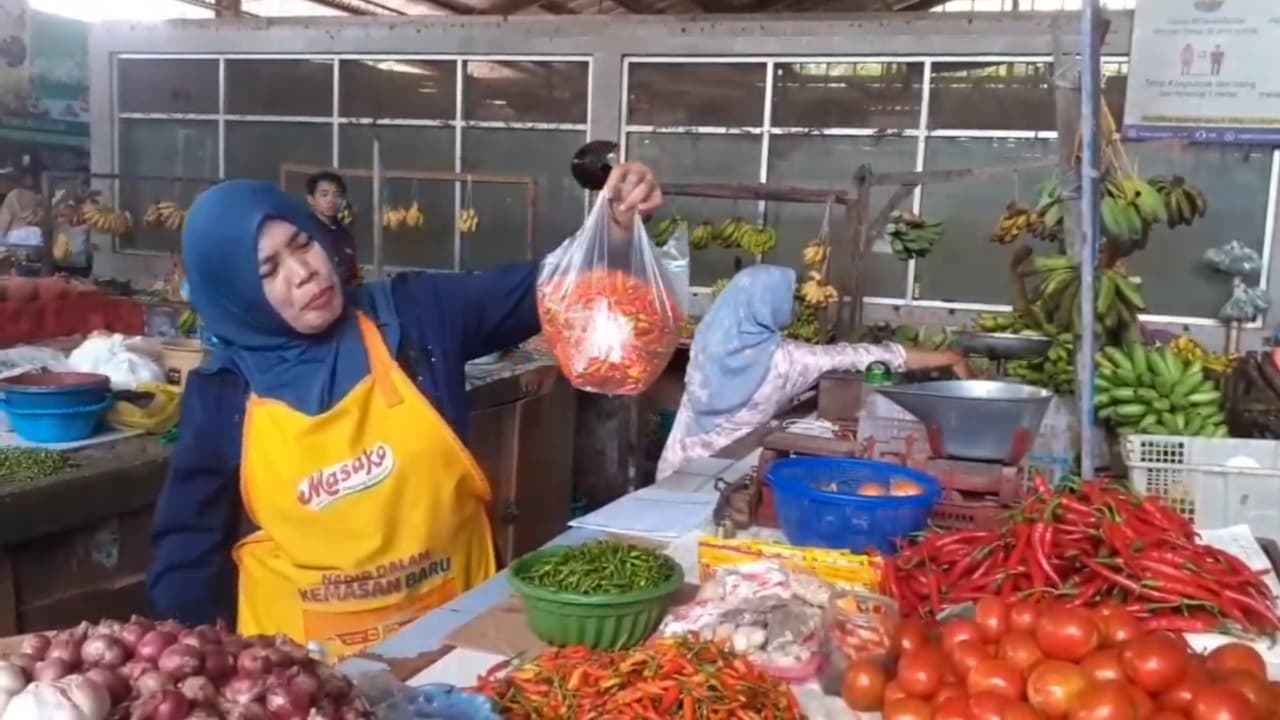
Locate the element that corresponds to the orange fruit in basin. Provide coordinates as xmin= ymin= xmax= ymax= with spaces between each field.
xmin=856 ymin=482 xmax=888 ymax=496
xmin=890 ymin=478 xmax=925 ymax=496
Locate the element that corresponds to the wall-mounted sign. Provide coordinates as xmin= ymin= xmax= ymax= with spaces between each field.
xmin=1124 ymin=0 xmax=1280 ymax=145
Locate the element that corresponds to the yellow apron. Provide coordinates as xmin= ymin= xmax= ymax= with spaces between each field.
xmin=233 ymin=313 xmax=496 ymax=659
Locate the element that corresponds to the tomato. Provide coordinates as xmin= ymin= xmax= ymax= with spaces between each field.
xmin=934 ymin=683 xmax=967 ymax=706
xmin=1027 ymin=660 xmax=1090 ymax=719
xmin=1205 ymin=643 xmax=1267 ymax=682
xmin=1122 ymin=632 xmax=1190 ymax=695
xmin=1149 ymin=713 xmax=1187 ymax=720
xmin=1157 ymin=673 xmax=1207 ymax=711
xmin=943 ymin=619 xmax=986 ymax=655
xmin=1070 ymin=681 xmax=1139 ymax=720
xmin=1036 ymin=607 xmax=1102 ymax=662
xmin=842 ymin=659 xmax=889 ymax=711
xmin=935 ymin=696 xmax=975 ymax=720
xmin=999 ymin=631 xmax=1046 ymax=676
xmin=976 ymin=596 xmax=1011 ymax=643
xmin=898 ymin=647 xmax=949 ymax=699
xmin=899 ymin=617 xmax=933 ymax=654
xmin=1218 ymin=669 xmax=1267 ymax=708
xmin=885 ymin=680 xmax=911 ymax=703
xmin=885 ymin=696 xmax=935 ymax=720
xmin=1082 ymin=648 xmax=1128 ymax=684
xmin=1009 ymin=601 xmax=1042 ymax=634
xmin=891 ymin=479 xmax=925 ymax=496
xmin=1127 ymin=683 xmax=1155 ymax=720
xmin=970 ymin=692 xmax=1014 ymax=720
xmin=1185 ymin=687 xmax=1260 ymax=720
xmin=953 ymin=639 xmax=992 ymax=680
xmin=1003 ymin=703 xmax=1046 ymax=720
xmin=1094 ymin=600 xmax=1126 ymax=618
xmin=967 ymin=658 xmax=1024 ymax=701
xmin=1099 ymin=611 xmax=1142 ymax=649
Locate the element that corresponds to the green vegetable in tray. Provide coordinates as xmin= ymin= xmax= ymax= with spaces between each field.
xmin=516 ymin=540 xmax=676 ymax=596
xmin=0 ymin=448 xmax=73 ymax=484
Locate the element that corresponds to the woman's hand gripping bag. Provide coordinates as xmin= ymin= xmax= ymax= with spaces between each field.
xmin=537 ymin=195 xmax=683 ymax=395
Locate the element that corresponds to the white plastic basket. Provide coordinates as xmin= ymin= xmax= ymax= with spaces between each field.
xmin=1124 ymin=434 xmax=1280 ymax=536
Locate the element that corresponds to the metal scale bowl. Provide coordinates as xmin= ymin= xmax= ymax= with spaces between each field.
xmin=951 ymin=330 xmax=1054 ymax=376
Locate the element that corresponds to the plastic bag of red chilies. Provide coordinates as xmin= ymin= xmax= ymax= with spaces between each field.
xmin=537 ymin=194 xmax=683 ymax=395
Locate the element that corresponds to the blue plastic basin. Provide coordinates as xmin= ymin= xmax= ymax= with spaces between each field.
xmin=0 ymin=371 xmax=111 ymax=411
xmin=768 ymin=456 xmax=942 ymax=554
xmin=2 ymin=398 xmax=112 ymax=444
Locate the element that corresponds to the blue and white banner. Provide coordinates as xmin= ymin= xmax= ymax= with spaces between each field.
xmin=1124 ymin=0 xmax=1280 ymax=146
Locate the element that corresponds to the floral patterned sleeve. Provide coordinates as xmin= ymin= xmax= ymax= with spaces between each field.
xmin=772 ymin=340 xmax=907 ymax=398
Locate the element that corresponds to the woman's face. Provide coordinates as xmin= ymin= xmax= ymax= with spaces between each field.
xmin=257 ymin=218 xmax=343 ymax=334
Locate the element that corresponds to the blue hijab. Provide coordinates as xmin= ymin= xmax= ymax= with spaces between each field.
xmin=183 ymin=180 xmax=398 ymax=416
xmin=686 ymin=264 xmax=796 ymax=436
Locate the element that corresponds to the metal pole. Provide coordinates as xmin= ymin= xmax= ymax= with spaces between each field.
xmin=371 ymin=135 xmax=384 ymax=280
xmin=1078 ymin=1 xmax=1103 ymax=479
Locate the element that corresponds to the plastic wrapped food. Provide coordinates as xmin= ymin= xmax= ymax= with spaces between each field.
xmin=1204 ymin=240 xmax=1262 ymax=278
xmin=819 ymin=589 xmax=899 ymax=695
xmin=537 ymin=195 xmax=683 ymax=395
xmin=659 ymin=562 xmax=827 ymax=682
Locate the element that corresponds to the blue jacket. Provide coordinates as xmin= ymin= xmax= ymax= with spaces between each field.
xmin=147 ymin=264 xmax=541 ymax=627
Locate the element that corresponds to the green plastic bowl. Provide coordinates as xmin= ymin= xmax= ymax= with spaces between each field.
xmin=507 ymin=545 xmax=685 ymax=650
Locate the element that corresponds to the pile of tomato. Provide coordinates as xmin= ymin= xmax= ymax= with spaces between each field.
xmin=839 ymin=594 xmax=1277 ymax=720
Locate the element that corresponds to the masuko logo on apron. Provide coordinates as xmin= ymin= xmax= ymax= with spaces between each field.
xmin=295 ymin=443 xmax=396 ymax=511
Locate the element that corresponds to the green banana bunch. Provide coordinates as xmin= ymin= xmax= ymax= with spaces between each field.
xmin=739 ymin=225 xmax=778 ymax=259
xmin=894 ymin=325 xmax=954 ymax=351
xmin=1007 ymin=332 xmax=1076 ymax=395
xmin=1094 ymin=343 xmax=1228 ymax=438
xmin=1100 ymin=174 xmax=1166 ymax=256
xmin=1032 ymin=179 xmax=1065 ymax=244
xmin=645 ymin=215 xmax=685 ymax=247
xmin=1148 ymin=175 xmax=1208 ymax=229
xmin=785 ymin=303 xmax=823 ymax=342
xmin=886 ymin=210 xmax=942 ymax=261
xmin=710 ymin=277 xmax=731 ymax=298
xmin=177 ymin=309 xmax=199 ymax=337
xmin=690 ymin=221 xmax=715 ymax=251
xmin=713 ymin=217 xmax=751 ymax=249
xmin=974 ymin=312 xmax=1031 ymax=334
xmin=1023 ymin=254 xmax=1146 ymax=338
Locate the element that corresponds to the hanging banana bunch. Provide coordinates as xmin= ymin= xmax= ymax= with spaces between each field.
xmin=1022 ymin=253 xmax=1148 ymax=338
xmin=645 ymin=215 xmax=685 ymax=248
xmin=1032 ymin=179 xmax=1065 ymax=244
xmin=885 ymin=210 xmax=942 ymax=261
xmin=991 ymin=201 xmax=1039 ymax=245
xmin=81 ymin=195 xmax=133 ymax=236
xmin=382 ymin=205 xmax=408 ymax=231
xmin=739 ymin=225 xmax=778 ymax=260
xmin=802 ymin=239 xmax=828 ymax=269
xmin=337 ymin=201 xmax=356 ymax=227
xmin=1100 ymin=174 xmax=1166 ymax=256
xmin=458 ymin=177 xmax=479 ymax=234
xmin=798 ymin=270 xmax=839 ymax=307
xmin=404 ymin=201 xmax=425 ymax=229
xmin=713 ymin=217 xmax=749 ymax=249
xmin=690 ymin=221 xmax=715 ymax=251
xmin=1148 ymin=175 xmax=1208 ymax=229
xmin=144 ymin=201 xmax=188 ymax=232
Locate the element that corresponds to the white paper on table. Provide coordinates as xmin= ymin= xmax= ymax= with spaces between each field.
xmin=406 ymin=647 xmax=508 ymax=689
xmin=569 ymin=486 xmax=716 ymax=540
xmin=1182 ymin=525 xmax=1280 ymax=678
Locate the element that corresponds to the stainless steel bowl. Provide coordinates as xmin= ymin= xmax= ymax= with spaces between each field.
xmin=874 ymin=380 xmax=1054 ymax=464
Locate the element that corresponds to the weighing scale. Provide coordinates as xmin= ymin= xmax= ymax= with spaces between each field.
xmin=951 ymin=330 xmax=1054 ymax=377
xmin=874 ymin=380 xmax=1055 ymax=530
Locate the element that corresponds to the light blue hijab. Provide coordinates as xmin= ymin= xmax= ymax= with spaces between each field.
xmin=686 ymin=264 xmax=796 ymax=436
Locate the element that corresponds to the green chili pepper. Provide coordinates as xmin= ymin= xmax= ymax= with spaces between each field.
xmin=516 ymin=540 xmax=675 ymax=595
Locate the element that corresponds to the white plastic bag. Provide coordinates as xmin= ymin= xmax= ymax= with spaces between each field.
xmin=67 ymin=334 xmax=164 ymax=391
xmin=654 ymin=221 xmax=691 ymax=317
xmin=0 ymin=346 xmax=70 ymax=378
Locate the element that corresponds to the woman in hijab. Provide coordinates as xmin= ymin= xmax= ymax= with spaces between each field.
xmin=148 ymin=164 xmax=663 ymax=658
xmin=656 ymin=265 xmax=968 ymax=479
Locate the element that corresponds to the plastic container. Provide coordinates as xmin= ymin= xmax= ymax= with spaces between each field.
xmin=1125 ymin=434 xmax=1280 ymax=537
xmin=0 ymin=371 xmax=111 ymax=411
xmin=506 ymin=546 xmax=685 ymax=650
xmin=161 ymin=339 xmax=207 ymax=389
xmin=767 ymin=456 xmax=941 ymax=553
xmin=820 ymin=590 xmax=899 ymax=695
xmin=2 ymin=398 xmax=112 ymax=444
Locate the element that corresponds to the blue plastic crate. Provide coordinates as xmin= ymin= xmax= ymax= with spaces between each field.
xmin=767 ymin=456 xmax=941 ymax=553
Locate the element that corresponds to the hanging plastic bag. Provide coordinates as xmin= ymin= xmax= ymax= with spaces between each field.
xmin=537 ymin=194 xmax=683 ymax=395
xmin=1203 ymin=240 xmax=1262 ymax=278
xmin=654 ymin=220 xmax=691 ymax=317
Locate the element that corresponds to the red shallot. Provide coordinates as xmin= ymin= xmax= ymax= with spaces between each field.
xmin=133 ymin=670 xmax=175 ymax=697
xmin=264 ymin=682 xmax=310 ymax=720
xmin=46 ymin=635 xmax=82 ymax=669
xmin=118 ymin=622 xmax=149 ymax=653
xmin=220 ymin=699 xmax=271 ymax=720
xmin=203 ymin=648 xmax=235 ymax=681
xmin=186 ymin=708 xmax=221 ymax=720
xmin=18 ymin=634 xmax=50 ymax=660
xmin=178 ymin=676 xmax=219 ymax=706
xmin=34 ymin=657 xmax=71 ymax=682
xmin=236 ymin=647 xmax=272 ymax=678
xmin=129 ymin=688 xmax=189 ymax=720
xmin=80 ymin=635 xmax=128 ymax=670
xmin=82 ymin=667 xmax=129 ymax=705
xmin=95 ymin=619 xmax=123 ymax=637
xmin=120 ymin=659 xmax=155 ymax=683
xmin=156 ymin=644 xmax=202 ymax=680
xmin=223 ymin=675 xmax=267 ymax=705
xmin=133 ymin=630 xmax=177 ymax=663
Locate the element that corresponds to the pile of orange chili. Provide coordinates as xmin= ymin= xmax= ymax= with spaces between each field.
xmin=537 ymin=268 xmax=682 ymax=396
xmin=471 ymin=637 xmax=802 ymax=719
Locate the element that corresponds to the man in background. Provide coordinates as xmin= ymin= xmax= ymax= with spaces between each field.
xmin=305 ymin=170 xmax=360 ymax=287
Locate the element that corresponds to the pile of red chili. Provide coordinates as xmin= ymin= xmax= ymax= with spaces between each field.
xmin=889 ymin=477 xmax=1280 ymax=637
xmin=470 ymin=637 xmax=802 ymax=719
xmin=537 ymin=268 xmax=681 ymax=395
